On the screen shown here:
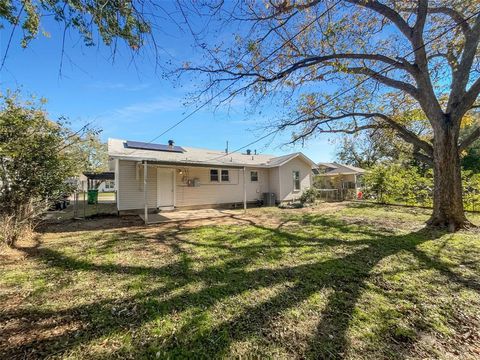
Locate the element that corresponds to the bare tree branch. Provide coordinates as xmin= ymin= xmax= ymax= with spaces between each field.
xmin=412 ymin=150 xmax=433 ymax=166
xmin=346 ymin=0 xmax=412 ymax=39
xmin=282 ymin=110 xmax=433 ymax=156
xmin=0 ymin=3 xmax=25 ymax=71
xmin=449 ymin=12 xmax=480 ymax=116
xmin=459 ymin=126 xmax=480 ymax=152
xmin=344 ymin=67 xmax=419 ymax=99
xmin=427 ymin=7 xmax=470 ymax=34
xmin=456 ymin=76 xmax=480 ymax=119
xmin=413 ymin=0 xmax=428 ymax=35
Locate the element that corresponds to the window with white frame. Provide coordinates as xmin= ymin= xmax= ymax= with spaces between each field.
xmin=210 ymin=169 xmax=219 ymax=182
xmin=250 ymin=171 xmax=258 ymax=182
xmin=104 ymin=180 xmax=115 ymax=189
xmin=293 ymin=171 xmax=300 ymax=191
xmin=221 ymin=169 xmax=230 ymax=182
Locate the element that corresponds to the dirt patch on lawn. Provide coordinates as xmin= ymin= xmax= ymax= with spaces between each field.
xmin=38 ymin=215 xmax=144 ymax=234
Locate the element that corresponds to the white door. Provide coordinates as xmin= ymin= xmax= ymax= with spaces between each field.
xmin=157 ymin=168 xmax=174 ymax=208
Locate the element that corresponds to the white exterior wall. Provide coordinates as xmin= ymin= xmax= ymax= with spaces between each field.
xmin=175 ymin=166 xmax=269 ymax=207
xmin=115 ymin=157 xmax=312 ymax=210
xmin=268 ymin=167 xmax=281 ymax=200
xmin=277 ymin=157 xmax=312 ymax=201
xmin=117 ymin=160 xmax=157 ymax=210
xmin=245 ymin=167 xmax=270 ymax=201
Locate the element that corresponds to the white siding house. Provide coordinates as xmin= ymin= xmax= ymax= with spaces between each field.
xmin=108 ymin=138 xmax=316 ymax=213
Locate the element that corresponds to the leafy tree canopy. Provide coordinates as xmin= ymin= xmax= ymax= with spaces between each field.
xmin=1 ymin=0 xmax=151 ymax=49
xmin=74 ymin=133 xmax=109 ymax=173
xmin=0 ymin=92 xmax=94 ymax=246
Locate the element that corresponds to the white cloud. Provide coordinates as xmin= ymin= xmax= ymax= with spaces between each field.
xmin=88 ymin=82 xmax=150 ymax=92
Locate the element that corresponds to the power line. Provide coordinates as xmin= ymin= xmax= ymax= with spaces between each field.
xmin=126 ymin=0 xmax=342 ymax=156
xmin=199 ymin=7 xmax=480 ymax=164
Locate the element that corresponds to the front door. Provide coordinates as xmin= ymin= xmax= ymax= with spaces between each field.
xmin=157 ymin=168 xmax=174 ymax=208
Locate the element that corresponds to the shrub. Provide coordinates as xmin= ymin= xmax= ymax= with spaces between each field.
xmin=463 ymin=171 xmax=480 ymax=211
xmin=299 ymin=187 xmax=319 ymax=205
xmin=363 ymin=163 xmax=480 ymax=210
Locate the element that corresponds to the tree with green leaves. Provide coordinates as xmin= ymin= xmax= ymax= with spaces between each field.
xmin=335 ymin=122 xmax=430 ymax=169
xmin=75 ymin=133 xmax=109 ymax=173
xmin=0 ymin=0 xmax=156 ymax=71
xmin=0 ymin=93 xmax=90 ymax=246
xmin=182 ymin=0 xmax=480 ymax=230
xmin=461 ymin=119 xmax=480 ymax=173
xmin=363 ymin=163 xmax=434 ymax=206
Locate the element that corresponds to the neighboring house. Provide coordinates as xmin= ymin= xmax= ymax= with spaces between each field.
xmin=313 ymin=162 xmax=366 ymax=191
xmin=108 ymin=138 xmax=316 ymax=214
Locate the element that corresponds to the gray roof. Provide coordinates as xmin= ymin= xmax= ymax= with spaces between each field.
xmin=316 ymin=162 xmax=366 ymax=176
xmin=108 ymin=138 xmax=316 ymax=168
xmin=318 ymin=162 xmax=339 ymax=169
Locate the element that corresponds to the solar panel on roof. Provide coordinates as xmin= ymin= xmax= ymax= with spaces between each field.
xmin=125 ymin=140 xmax=185 ymax=153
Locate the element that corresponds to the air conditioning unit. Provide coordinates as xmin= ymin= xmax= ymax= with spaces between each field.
xmin=263 ymin=192 xmax=276 ymax=207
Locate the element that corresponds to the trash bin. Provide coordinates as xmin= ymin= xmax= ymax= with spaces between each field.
xmin=87 ymin=189 xmax=98 ymax=204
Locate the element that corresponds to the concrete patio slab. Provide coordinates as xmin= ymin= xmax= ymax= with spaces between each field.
xmin=139 ymin=208 xmax=234 ymax=224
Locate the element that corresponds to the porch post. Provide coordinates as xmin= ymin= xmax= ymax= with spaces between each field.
xmin=354 ymin=174 xmax=358 ymax=200
xmin=144 ymin=161 xmax=148 ymax=225
xmin=243 ymin=167 xmax=247 ymax=213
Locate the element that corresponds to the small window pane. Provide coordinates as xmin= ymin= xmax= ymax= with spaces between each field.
xmin=250 ymin=171 xmax=258 ymax=182
xmin=221 ymin=169 xmax=229 ymax=182
xmin=210 ymin=169 xmax=219 ymax=182
xmin=293 ymin=171 xmax=300 ymax=191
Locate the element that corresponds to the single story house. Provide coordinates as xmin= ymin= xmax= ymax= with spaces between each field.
xmin=313 ymin=162 xmax=366 ymax=191
xmin=108 ymin=138 xmax=316 ymax=218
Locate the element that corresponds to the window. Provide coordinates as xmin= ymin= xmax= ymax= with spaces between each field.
xmin=293 ymin=171 xmax=300 ymax=191
xmin=221 ymin=169 xmax=230 ymax=182
xmin=210 ymin=169 xmax=219 ymax=182
xmin=250 ymin=171 xmax=258 ymax=182
xmin=104 ymin=180 xmax=114 ymax=189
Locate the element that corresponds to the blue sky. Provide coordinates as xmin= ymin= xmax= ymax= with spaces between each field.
xmin=0 ymin=10 xmax=338 ymax=162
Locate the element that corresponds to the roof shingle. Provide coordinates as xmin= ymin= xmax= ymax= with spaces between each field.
xmin=108 ymin=138 xmax=316 ymax=168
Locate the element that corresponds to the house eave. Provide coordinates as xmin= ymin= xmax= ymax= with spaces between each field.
xmin=315 ymin=171 xmax=365 ymax=176
xmin=109 ymin=152 xmax=318 ymax=170
xmin=273 ymin=153 xmax=317 ymax=168
xmin=109 ymin=155 xmax=268 ymax=169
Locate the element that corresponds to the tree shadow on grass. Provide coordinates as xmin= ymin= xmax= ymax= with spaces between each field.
xmin=2 ymin=215 xmax=478 ymax=359
xmin=37 ymin=215 xmax=143 ymax=234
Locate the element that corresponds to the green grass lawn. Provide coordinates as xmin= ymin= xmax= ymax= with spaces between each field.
xmin=1 ymin=203 xmax=479 ymax=359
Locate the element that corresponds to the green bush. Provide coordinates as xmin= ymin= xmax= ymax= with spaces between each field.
xmin=299 ymin=187 xmax=319 ymax=205
xmin=363 ymin=163 xmax=480 ymax=210
xmin=463 ymin=171 xmax=480 ymax=211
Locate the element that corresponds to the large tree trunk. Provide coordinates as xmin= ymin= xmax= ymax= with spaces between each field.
xmin=428 ymin=121 xmax=469 ymax=231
